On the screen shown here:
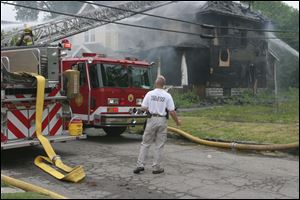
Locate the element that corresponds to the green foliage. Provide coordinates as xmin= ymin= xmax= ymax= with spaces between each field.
xmin=242 ymin=2 xmax=299 ymax=89
xmin=1 ymin=192 xmax=50 ymax=199
xmin=251 ymin=1 xmax=299 ymax=51
xmin=13 ymin=1 xmax=82 ymax=21
xmin=1 ymin=182 xmax=8 ymax=187
xmin=1 ymin=28 xmax=21 ymax=46
xmin=43 ymin=1 xmax=83 ymax=19
xmin=276 ymin=52 xmax=299 ymax=89
xmin=169 ymin=90 xmax=200 ymax=108
xmin=226 ymin=89 xmax=275 ymax=105
xmin=14 ymin=1 xmax=40 ymax=22
xmin=183 ymin=88 xmax=299 ymax=124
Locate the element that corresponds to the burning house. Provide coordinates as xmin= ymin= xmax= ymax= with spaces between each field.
xmin=196 ymin=1 xmax=272 ymax=97
xmin=119 ymin=1 xmax=277 ymax=97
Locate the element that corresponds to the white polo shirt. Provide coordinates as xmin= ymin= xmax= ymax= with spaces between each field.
xmin=141 ymin=88 xmax=175 ymax=116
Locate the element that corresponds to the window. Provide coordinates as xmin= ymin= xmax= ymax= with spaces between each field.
xmin=84 ymin=31 xmax=89 ymax=43
xmin=90 ymin=29 xmax=95 ymax=42
xmin=128 ymin=66 xmax=151 ymax=89
xmin=84 ymin=30 xmax=95 ymax=43
xmin=101 ymin=64 xmax=129 ymax=87
xmin=89 ymin=64 xmax=99 ymax=88
xmin=86 ymin=63 xmax=151 ymax=88
xmin=219 ymin=49 xmax=230 ymax=67
xmin=77 ymin=63 xmax=86 ymax=86
xmin=105 ymin=33 xmax=112 ymax=47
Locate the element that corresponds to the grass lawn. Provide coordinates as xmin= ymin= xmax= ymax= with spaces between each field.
xmin=168 ymin=89 xmax=299 ymax=144
xmin=1 ymin=182 xmax=50 ymax=199
xmin=1 ymin=182 xmax=8 ymax=187
xmin=1 ymin=192 xmax=50 ymax=199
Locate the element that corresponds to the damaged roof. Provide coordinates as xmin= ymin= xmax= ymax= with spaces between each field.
xmin=198 ymin=1 xmax=268 ymax=22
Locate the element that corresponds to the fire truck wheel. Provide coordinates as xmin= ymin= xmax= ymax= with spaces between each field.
xmin=103 ymin=127 xmax=127 ymax=136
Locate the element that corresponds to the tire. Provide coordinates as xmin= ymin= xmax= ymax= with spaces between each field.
xmin=103 ymin=127 xmax=127 ymax=136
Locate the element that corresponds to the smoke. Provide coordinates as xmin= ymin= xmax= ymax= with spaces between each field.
xmin=96 ymin=1 xmax=207 ymax=85
xmin=109 ymin=1 xmax=207 ymax=53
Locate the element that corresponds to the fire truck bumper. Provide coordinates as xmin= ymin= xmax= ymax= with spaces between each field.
xmin=96 ymin=114 xmax=148 ymax=127
xmin=1 ymin=134 xmax=86 ymax=150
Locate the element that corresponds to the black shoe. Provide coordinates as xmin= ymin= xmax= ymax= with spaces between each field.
xmin=152 ymin=168 xmax=164 ymax=174
xmin=133 ymin=167 xmax=145 ymax=174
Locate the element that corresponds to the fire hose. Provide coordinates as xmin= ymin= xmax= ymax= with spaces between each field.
xmin=1 ymin=174 xmax=67 ymax=199
xmin=32 ymin=74 xmax=85 ymax=182
xmin=167 ymin=126 xmax=299 ymax=151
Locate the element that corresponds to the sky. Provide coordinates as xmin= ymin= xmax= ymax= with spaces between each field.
xmin=1 ymin=1 xmax=299 ymax=22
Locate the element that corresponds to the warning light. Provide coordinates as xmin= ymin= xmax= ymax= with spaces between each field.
xmin=61 ymin=39 xmax=72 ymax=50
xmin=107 ymin=107 xmax=119 ymax=113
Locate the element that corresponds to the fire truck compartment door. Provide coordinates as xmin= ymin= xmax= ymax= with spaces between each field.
xmin=1 ymin=48 xmax=40 ymax=74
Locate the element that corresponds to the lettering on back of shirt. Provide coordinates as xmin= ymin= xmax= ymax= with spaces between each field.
xmin=151 ymin=95 xmax=165 ymax=102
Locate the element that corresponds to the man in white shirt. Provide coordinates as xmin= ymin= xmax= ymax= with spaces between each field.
xmin=134 ymin=75 xmax=181 ymax=174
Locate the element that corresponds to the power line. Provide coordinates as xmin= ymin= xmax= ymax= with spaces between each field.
xmin=1 ymin=1 xmax=298 ymax=40
xmin=79 ymin=1 xmax=202 ymax=27
xmin=1 ymin=1 xmax=200 ymax=37
xmin=80 ymin=0 xmax=299 ymax=34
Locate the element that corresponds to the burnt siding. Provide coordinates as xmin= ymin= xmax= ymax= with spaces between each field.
xmin=197 ymin=12 xmax=269 ymax=89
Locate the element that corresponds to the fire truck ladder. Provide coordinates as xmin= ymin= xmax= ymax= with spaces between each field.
xmin=1 ymin=1 xmax=173 ymax=47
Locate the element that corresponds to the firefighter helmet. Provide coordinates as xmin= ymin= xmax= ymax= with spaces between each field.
xmin=24 ymin=26 xmax=32 ymax=33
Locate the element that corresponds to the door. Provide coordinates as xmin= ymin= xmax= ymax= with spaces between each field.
xmin=70 ymin=62 xmax=91 ymax=123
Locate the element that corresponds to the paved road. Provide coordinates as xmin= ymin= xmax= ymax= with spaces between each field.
xmin=1 ymin=129 xmax=299 ymax=199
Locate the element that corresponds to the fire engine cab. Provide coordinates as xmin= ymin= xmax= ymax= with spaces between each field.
xmin=62 ymin=53 xmax=153 ymax=135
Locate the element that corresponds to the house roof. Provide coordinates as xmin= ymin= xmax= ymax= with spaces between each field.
xmin=71 ymin=43 xmax=115 ymax=57
xmin=197 ymin=1 xmax=268 ymax=22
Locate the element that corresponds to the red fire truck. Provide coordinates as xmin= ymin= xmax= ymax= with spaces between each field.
xmin=61 ymin=52 xmax=152 ymax=135
xmin=1 ymin=44 xmax=152 ymax=151
xmin=1 ymin=1 xmax=169 ymax=142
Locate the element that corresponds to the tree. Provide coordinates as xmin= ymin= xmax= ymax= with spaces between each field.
xmin=42 ymin=1 xmax=82 ymax=19
xmin=14 ymin=1 xmax=82 ymax=21
xmin=249 ymin=1 xmax=299 ymax=51
xmin=14 ymin=1 xmax=40 ymax=22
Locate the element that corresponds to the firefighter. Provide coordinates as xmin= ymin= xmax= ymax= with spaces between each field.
xmin=16 ymin=26 xmax=34 ymax=46
xmin=134 ymin=75 xmax=181 ymax=174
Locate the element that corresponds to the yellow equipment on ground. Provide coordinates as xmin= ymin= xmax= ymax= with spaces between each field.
xmin=68 ymin=118 xmax=83 ymax=136
xmin=32 ymin=74 xmax=85 ymax=183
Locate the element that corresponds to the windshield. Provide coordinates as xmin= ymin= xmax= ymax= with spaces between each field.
xmin=89 ymin=63 xmax=151 ymax=89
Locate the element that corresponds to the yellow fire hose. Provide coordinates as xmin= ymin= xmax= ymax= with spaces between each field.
xmin=1 ymin=174 xmax=67 ymax=199
xmin=32 ymin=74 xmax=85 ymax=182
xmin=168 ymin=126 xmax=299 ymax=151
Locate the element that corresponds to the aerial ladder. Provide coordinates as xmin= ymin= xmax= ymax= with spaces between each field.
xmin=1 ymin=1 xmax=174 ymax=47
